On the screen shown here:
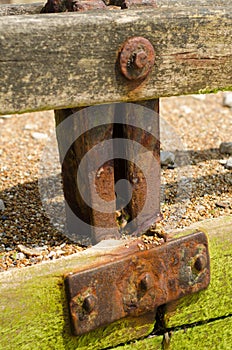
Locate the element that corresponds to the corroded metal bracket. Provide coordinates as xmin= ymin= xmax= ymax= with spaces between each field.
xmin=65 ymin=231 xmax=210 ymax=335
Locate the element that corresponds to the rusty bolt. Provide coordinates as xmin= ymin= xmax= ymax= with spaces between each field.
xmin=134 ymin=51 xmax=148 ymax=69
xmin=119 ymin=37 xmax=155 ymax=80
xmin=194 ymin=255 xmax=207 ymax=272
xmin=140 ymin=273 xmax=154 ymax=291
xmin=83 ymin=295 xmax=96 ymax=313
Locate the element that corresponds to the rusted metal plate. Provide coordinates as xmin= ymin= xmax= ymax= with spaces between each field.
xmin=65 ymin=231 xmax=210 ymax=335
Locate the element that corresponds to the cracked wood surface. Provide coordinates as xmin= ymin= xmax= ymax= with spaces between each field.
xmin=0 ymin=5 xmax=231 ymax=114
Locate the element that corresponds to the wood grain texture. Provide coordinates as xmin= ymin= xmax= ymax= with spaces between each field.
xmin=0 ymin=2 xmax=43 ymax=16
xmin=0 ymin=1 xmax=230 ymax=16
xmin=0 ymin=216 xmax=231 ymax=349
xmin=0 ymin=5 xmax=231 ymax=115
xmin=55 ymin=106 xmax=118 ymax=245
xmin=167 ymin=317 xmax=232 ymax=350
xmin=115 ymin=335 xmax=162 ymax=349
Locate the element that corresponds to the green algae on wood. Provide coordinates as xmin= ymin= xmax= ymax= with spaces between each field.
xmin=0 ymin=241 xmax=157 ymax=350
xmin=112 ymin=335 xmax=162 ymax=350
xmin=168 ymin=316 xmax=232 ymax=350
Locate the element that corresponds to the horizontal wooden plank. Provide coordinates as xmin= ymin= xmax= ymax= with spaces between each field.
xmin=0 ymin=1 xmax=230 ymax=17
xmin=167 ymin=316 xmax=232 ymax=349
xmin=116 ymin=317 xmax=232 ymax=349
xmin=115 ymin=335 xmax=162 ymax=349
xmin=0 ymin=216 xmax=231 ymax=349
xmin=0 ymin=240 xmax=158 ymax=350
xmin=0 ymin=2 xmax=43 ymax=16
xmin=0 ymin=5 xmax=231 ymax=114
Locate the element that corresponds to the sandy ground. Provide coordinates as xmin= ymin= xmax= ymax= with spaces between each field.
xmin=0 ymin=92 xmax=231 ymax=270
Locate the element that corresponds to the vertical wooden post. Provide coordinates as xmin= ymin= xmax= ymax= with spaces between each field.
xmin=55 ymin=106 xmax=119 ymax=244
xmin=42 ymin=1 xmax=161 ymax=244
xmin=54 ymin=100 xmax=160 ymax=244
xmin=124 ymin=100 xmax=160 ymax=235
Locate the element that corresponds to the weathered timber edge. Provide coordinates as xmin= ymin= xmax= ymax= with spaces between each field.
xmin=0 ymin=1 xmax=230 ymax=17
xmin=0 ymin=2 xmax=43 ymax=16
xmin=0 ymin=215 xmax=231 ymax=349
xmin=0 ymin=6 xmax=231 ymax=114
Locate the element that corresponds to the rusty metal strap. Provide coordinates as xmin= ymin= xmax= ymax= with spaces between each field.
xmin=65 ymin=231 xmax=210 ymax=335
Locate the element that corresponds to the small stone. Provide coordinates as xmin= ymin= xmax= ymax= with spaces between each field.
xmin=219 ymin=159 xmax=227 ymax=165
xmin=219 ymin=142 xmax=232 ymax=155
xmin=0 ymin=199 xmax=5 ymax=211
xmin=0 ymin=244 xmax=5 ymax=252
xmin=120 ymin=219 xmax=128 ymax=229
xmin=47 ymin=251 xmax=56 ymax=259
xmin=168 ymin=163 xmax=177 ymax=169
xmin=223 ymin=92 xmax=232 ymax=108
xmin=225 ymin=157 xmax=232 ymax=170
xmin=115 ymin=210 xmax=121 ymax=218
xmin=5 ymin=247 xmax=12 ymax=252
xmin=161 ymin=151 xmax=175 ymax=166
xmin=196 ymin=205 xmax=206 ymax=212
xmin=17 ymin=244 xmax=42 ymax=256
xmin=55 ymin=249 xmax=65 ymax=256
xmin=215 ymin=202 xmax=229 ymax=209
xmin=33 ymin=245 xmax=48 ymax=252
xmin=16 ymin=252 xmax=25 ymax=260
xmin=31 ymin=132 xmax=48 ymax=140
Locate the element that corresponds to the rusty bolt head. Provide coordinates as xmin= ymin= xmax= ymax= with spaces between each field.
xmin=82 ymin=295 xmax=96 ymax=313
xmin=134 ymin=51 xmax=148 ymax=69
xmin=194 ymin=255 xmax=207 ymax=272
xmin=139 ymin=273 xmax=154 ymax=292
xmin=119 ymin=37 xmax=155 ymax=80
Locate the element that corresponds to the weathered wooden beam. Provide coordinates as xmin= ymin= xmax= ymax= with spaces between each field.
xmin=0 ymin=6 xmax=231 ymax=115
xmin=0 ymin=2 xmax=43 ymax=16
xmin=164 ymin=317 xmax=232 ymax=350
xmin=0 ymin=216 xmax=231 ymax=349
xmin=116 ymin=316 xmax=232 ymax=349
xmin=0 ymin=1 xmax=230 ymax=17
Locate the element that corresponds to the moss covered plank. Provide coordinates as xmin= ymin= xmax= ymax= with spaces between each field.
xmin=0 ymin=240 xmax=160 ymax=350
xmin=0 ymin=216 xmax=231 ymax=349
xmin=111 ymin=335 xmax=162 ymax=349
xmin=167 ymin=316 xmax=232 ymax=350
xmin=113 ymin=316 xmax=232 ymax=349
xmin=0 ymin=5 xmax=231 ymax=115
xmin=164 ymin=215 xmax=232 ymax=328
